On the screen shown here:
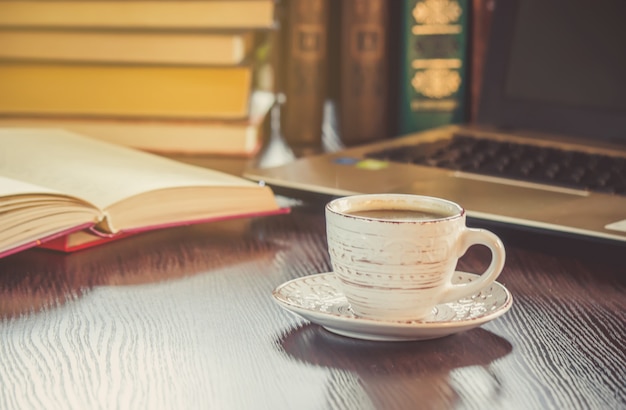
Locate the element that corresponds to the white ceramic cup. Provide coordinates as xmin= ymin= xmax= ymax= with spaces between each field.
xmin=325 ymin=194 xmax=506 ymax=321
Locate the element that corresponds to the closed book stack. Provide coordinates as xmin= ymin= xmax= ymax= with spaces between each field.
xmin=0 ymin=0 xmax=278 ymax=156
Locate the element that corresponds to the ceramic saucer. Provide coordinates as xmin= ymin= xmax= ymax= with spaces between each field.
xmin=272 ymin=272 xmax=513 ymax=342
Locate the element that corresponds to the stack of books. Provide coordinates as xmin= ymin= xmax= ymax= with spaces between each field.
xmin=0 ymin=0 xmax=277 ymax=156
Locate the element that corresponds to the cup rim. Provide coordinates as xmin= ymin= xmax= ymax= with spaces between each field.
xmin=325 ymin=194 xmax=464 ymax=222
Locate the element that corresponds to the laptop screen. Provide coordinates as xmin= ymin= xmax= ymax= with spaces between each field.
xmin=478 ymin=0 xmax=626 ymax=143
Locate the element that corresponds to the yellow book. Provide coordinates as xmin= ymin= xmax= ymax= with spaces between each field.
xmin=0 ymin=91 xmax=275 ymax=156
xmin=0 ymin=28 xmax=256 ymax=65
xmin=0 ymin=0 xmax=276 ymax=29
xmin=0 ymin=128 xmax=285 ymax=258
xmin=0 ymin=62 xmax=253 ymax=118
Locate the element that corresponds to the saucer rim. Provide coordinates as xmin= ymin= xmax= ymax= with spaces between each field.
xmin=272 ymin=271 xmax=513 ymax=330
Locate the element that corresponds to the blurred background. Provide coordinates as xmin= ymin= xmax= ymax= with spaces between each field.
xmin=0 ymin=0 xmax=491 ymax=163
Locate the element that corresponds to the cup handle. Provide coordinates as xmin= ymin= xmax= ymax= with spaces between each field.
xmin=439 ymin=228 xmax=506 ymax=304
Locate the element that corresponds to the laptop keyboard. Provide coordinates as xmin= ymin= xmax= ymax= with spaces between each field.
xmin=365 ymin=134 xmax=626 ymax=195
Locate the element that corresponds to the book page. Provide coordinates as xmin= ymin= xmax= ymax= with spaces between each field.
xmin=0 ymin=175 xmax=64 ymax=197
xmin=0 ymin=128 xmax=263 ymax=210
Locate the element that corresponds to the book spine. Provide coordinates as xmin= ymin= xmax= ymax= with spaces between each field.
xmin=281 ymin=0 xmax=329 ymax=156
xmin=398 ymin=0 xmax=469 ymax=134
xmin=0 ymin=62 xmax=252 ymax=119
xmin=470 ymin=0 xmax=496 ymax=122
xmin=338 ymin=0 xmax=390 ymax=146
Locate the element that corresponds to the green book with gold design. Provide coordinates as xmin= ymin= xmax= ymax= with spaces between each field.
xmin=398 ymin=0 xmax=469 ymax=134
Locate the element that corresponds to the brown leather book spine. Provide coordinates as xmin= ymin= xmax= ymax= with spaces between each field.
xmin=339 ymin=0 xmax=390 ymax=146
xmin=470 ymin=0 xmax=496 ymax=122
xmin=281 ymin=0 xmax=329 ymax=155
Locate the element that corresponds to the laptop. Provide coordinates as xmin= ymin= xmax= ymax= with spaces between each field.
xmin=245 ymin=0 xmax=626 ymax=243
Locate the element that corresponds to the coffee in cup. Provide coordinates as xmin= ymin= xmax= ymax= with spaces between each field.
xmin=325 ymin=194 xmax=506 ymax=321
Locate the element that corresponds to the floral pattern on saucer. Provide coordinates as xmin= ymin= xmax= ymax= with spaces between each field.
xmin=272 ymin=272 xmax=513 ymax=341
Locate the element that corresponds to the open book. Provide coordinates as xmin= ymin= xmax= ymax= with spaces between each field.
xmin=0 ymin=128 xmax=285 ymax=258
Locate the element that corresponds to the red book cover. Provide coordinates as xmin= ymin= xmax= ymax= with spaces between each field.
xmin=38 ymin=207 xmax=291 ymax=253
xmin=0 ymin=223 xmax=93 ymax=259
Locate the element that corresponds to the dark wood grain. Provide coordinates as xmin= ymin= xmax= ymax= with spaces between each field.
xmin=0 ymin=203 xmax=624 ymax=409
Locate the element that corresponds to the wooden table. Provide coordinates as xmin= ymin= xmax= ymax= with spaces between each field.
xmin=0 ymin=199 xmax=624 ymax=409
